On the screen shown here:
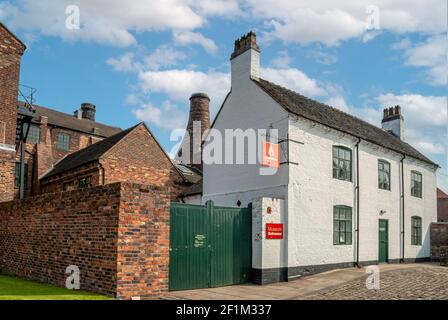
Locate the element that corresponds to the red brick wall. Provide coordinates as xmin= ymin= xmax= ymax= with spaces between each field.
xmin=40 ymin=162 xmax=101 ymax=194
xmin=117 ymin=183 xmax=171 ymax=299
xmin=0 ymin=24 xmax=25 ymax=201
xmin=0 ymin=182 xmax=171 ymax=299
xmin=102 ymin=125 xmax=184 ymax=191
xmin=0 ymin=153 xmax=15 ymax=202
xmin=438 ymin=198 xmax=448 ymax=222
xmin=431 ymin=223 xmax=448 ymax=261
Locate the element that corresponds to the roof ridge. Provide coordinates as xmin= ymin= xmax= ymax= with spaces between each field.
xmin=258 ymin=78 xmax=397 ymax=141
xmin=253 ymin=77 xmax=437 ymax=166
xmin=22 ymin=101 xmax=121 ymax=130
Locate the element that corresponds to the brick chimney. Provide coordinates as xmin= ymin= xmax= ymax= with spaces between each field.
xmin=231 ymin=31 xmax=260 ymax=90
xmin=80 ymin=102 xmax=96 ymax=121
xmin=176 ymin=93 xmax=211 ymax=170
xmin=382 ymin=105 xmax=404 ymax=140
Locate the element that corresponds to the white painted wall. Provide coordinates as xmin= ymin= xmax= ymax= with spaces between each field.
xmin=252 ymin=197 xmax=287 ymax=269
xmin=203 ymin=47 xmax=289 ymax=207
xmin=203 ymin=41 xmax=438 ymax=275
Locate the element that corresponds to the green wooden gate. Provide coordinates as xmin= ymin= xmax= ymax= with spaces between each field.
xmin=169 ymin=201 xmax=252 ymax=291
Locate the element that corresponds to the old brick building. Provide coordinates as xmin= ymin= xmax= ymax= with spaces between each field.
xmin=16 ymin=102 xmax=121 ymax=197
xmin=0 ymin=22 xmax=26 ymax=202
xmin=40 ymin=122 xmax=197 ymax=199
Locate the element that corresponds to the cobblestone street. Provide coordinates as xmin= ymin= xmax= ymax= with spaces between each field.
xmin=166 ymin=263 xmax=448 ymax=300
xmin=305 ymin=266 xmax=448 ymax=300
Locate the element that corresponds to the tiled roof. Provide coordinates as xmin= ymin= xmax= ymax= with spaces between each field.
xmin=253 ymin=78 xmax=437 ymax=166
xmin=20 ymin=102 xmax=122 ymax=138
xmin=41 ymin=124 xmax=138 ymax=179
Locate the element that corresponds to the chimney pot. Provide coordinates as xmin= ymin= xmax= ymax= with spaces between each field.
xmin=80 ymin=102 xmax=96 ymax=121
xmin=231 ymin=31 xmax=260 ymax=60
xmin=381 ymin=105 xmax=404 ymax=140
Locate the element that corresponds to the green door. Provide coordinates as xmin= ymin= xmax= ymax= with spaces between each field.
xmin=169 ymin=201 xmax=252 ymax=291
xmin=378 ymin=219 xmax=389 ymax=263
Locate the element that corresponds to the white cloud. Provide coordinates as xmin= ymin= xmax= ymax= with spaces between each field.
xmin=107 ymin=52 xmax=141 ymax=72
xmin=401 ymin=35 xmax=447 ymax=86
xmin=187 ymin=0 xmax=242 ymax=16
xmin=173 ymin=31 xmax=218 ymax=53
xmin=269 ymin=50 xmax=292 ymax=68
xmin=1 ymin=0 xmax=207 ymax=46
xmin=325 ymin=96 xmax=349 ymax=112
xmin=261 ymin=67 xmax=327 ymax=97
xmin=377 ymin=93 xmax=447 ymax=128
xmin=132 ymin=100 xmax=187 ymax=130
xmin=244 ymin=0 xmax=446 ymax=46
xmin=144 ymin=45 xmax=187 ymax=70
xmin=138 ymin=69 xmax=230 ymax=111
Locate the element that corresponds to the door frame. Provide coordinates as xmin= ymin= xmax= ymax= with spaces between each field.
xmin=378 ymin=219 xmax=389 ymax=263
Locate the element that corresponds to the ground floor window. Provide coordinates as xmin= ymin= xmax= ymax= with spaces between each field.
xmin=333 ymin=206 xmax=352 ymax=245
xmin=411 ymin=216 xmax=422 ymax=245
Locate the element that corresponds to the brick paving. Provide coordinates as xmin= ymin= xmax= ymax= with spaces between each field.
xmin=166 ymin=263 xmax=448 ymax=300
xmin=304 ymin=266 xmax=448 ymax=300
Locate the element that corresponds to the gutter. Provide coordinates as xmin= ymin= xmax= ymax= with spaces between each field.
xmin=355 ymin=138 xmax=361 ymax=267
xmin=400 ymin=155 xmax=406 ymax=263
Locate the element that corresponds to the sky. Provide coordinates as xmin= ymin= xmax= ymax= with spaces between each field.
xmin=1 ymin=0 xmax=447 ymax=190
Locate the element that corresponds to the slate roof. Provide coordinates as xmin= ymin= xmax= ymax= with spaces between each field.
xmin=41 ymin=124 xmax=138 ymax=179
xmin=20 ymin=102 xmax=122 ymax=138
xmin=254 ymin=78 xmax=437 ymax=166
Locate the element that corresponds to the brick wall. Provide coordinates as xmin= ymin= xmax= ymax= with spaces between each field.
xmin=430 ymin=223 xmax=448 ymax=261
xmin=0 ymin=183 xmax=121 ymax=296
xmin=102 ymin=124 xmax=185 ymax=197
xmin=0 ymin=152 xmax=15 ymax=202
xmin=117 ymin=183 xmax=171 ymax=299
xmin=0 ymin=24 xmax=25 ymax=201
xmin=438 ymin=198 xmax=448 ymax=222
xmin=0 ymin=182 xmax=171 ymax=299
xmin=40 ymin=162 xmax=101 ymax=194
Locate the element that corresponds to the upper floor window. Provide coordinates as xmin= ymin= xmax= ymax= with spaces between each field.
xmin=333 ymin=206 xmax=352 ymax=245
xmin=78 ymin=176 xmax=92 ymax=189
xmin=378 ymin=160 xmax=391 ymax=190
xmin=411 ymin=171 xmax=422 ymax=198
xmin=332 ymin=146 xmax=352 ymax=181
xmin=57 ymin=132 xmax=70 ymax=151
xmin=63 ymin=181 xmax=75 ymax=192
xmin=411 ymin=216 xmax=422 ymax=245
xmin=24 ymin=124 xmax=40 ymax=144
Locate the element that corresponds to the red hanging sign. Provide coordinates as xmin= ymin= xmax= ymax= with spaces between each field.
xmin=266 ymin=223 xmax=283 ymax=239
xmin=262 ymin=142 xmax=280 ymax=168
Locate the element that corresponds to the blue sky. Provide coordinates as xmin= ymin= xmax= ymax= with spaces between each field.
xmin=1 ymin=0 xmax=447 ymax=190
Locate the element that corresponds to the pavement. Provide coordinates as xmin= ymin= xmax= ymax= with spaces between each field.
xmin=165 ymin=263 xmax=448 ymax=300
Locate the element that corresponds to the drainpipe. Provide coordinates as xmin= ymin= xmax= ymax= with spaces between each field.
xmin=99 ymin=162 xmax=106 ymax=186
xmin=355 ymin=138 xmax=361 ymax=268
xmin=19 ymin=122 xmax=31 ymax=199
xmin=400 ymin=155 xmax=406 ymax=263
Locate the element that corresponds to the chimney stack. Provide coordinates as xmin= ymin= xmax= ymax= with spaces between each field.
xmin=176 ymin=93 xmax=211 ymax=170
xmin=382 ymin=105 xmax=404 ymax=140
xmin=231 ymin=31 xmax=260 ymax=89
xmin=80 ymin=102 xmax=96 ymax=121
